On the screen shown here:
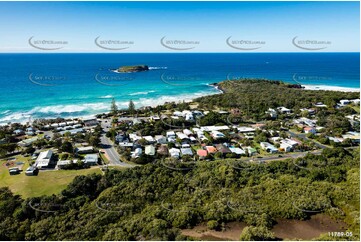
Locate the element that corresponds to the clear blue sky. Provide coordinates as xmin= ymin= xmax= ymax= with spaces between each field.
xmin=0 ymin=1 xmax=359 ymax=52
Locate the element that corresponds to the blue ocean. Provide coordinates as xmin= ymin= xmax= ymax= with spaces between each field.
xmin=0 ymin=53 xmax=359 ymax=124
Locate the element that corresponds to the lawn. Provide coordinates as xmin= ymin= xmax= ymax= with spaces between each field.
xmin=0 ymin=155 xmax=102 ymax=199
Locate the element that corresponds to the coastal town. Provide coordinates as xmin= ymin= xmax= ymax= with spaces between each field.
xmin=1 ymin=94 xmax=359 ymax=184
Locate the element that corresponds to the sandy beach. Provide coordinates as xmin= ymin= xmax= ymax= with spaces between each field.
xmin=302 ymin=85 xmax=360 ymax=92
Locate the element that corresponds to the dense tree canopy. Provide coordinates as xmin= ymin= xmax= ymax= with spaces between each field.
xmin=0 ymin=147 xmax=359 ymax=240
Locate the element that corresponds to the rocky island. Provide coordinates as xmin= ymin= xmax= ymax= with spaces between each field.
xmin=117 ymin=65 xmax=149 ymax=73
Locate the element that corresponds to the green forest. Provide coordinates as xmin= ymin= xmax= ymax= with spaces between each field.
xmin=0 ymin=147 xmax=359 ymax=240
xmin=196 ymin=80 xmax=359 ymax=121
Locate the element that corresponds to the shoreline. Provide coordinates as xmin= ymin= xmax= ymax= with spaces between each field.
xmin=302 ymin=84 xmax=360 ymax=92
xmin=0 ymin=87 xmax=222 ymax=125
xmin=0 ymin=81 xmax=358 ymax=125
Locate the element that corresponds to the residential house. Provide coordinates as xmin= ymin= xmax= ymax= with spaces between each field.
xmin=189 ymin=136 xmax=197 ymax=143
xmin=192 ymin=110 xmax=204 ymax=118
xmin=169 ymin=148 xmax=180 ymax=158
xmin=351 ymin=99 xmax=360 ymax=104
xmin=155 ymin=135 xmax=167 ymax=144
xmin=197 ymin=149 xmax=208 ymax=159
xmin=237 ymin=127 xmax=256 ymax=133
xmin=260 ymin=142 xmax=278 ymax=154
xmin=115 ymin=132 xmax=126 ymax=143
xmin=229 ymin=147 xmax=245 ymax=156
xmin=176 ymin=132 xmax=189 ymax=141
xmin=75 ymin=146 xmax=94 ymax=154
xmin=211 ymin=130 xmax=225 ymax=139
xmin=57 ymin=160 xmax=77 ymax=169
xmin=82 ymin=118 xmax=98 ymax=127
xmin=183 ymin=129 xmax=193 ymax=136
xmin=277 ymin=107 xmax=291 ymax=114
xmin=84 ymin=154 xmax=98 ymax=166
xmin=18 ymin=136 xmax=38 ymax=147
xmin=200 ymin=126 xmax=229 ymax=132
xmin=314 ymin=102 xmax=327 ymax=108
xmin=35 ymin=150 xmax=54 ymax=168
xmin=304 ymin=126 xmax=316 ymax=134
xmin=251 ymin=123 xmax=267 ymax=130
xmin=280 ymin=143 xmax=292 ymax=152
xmin=131 ymin=148 xmax=142 ymax=158
xmin=339 ymin=99 xmax=351 ymax=106
xmin=215 ymin=144 xmax=231 ymax=154
xmin=13 ymin=129 xmax=24 ymax=136
xmin=25 ymin=127 xmax=35 ymax=136
xmin=205 ymin=146 xmax=217 ymax=154
xmin=300 ymin=108 xmax=316 ymax=115
xmin=118 ymin=142 xmax=134 ymax=148
xmin=157 ymin=145 xmax=169 ymax=156
xmin=181 ymin=148 xmax=193 ymax=157
xmin=150 ymin=115 xmax=160 ymax=121
xmin=266 ymin=108 xmax=277 ymax=118
xmin=246 ymin=147 xmax=257 ymax=156
xmin=145 ymin=145 xmax=156 ymax=156
xmin=129 ymin=133 xmax=142 ymax=142
xmin=9 ymin=167 xmax=20 ymax=175
xmin=342 ymin=132 xmax=360 ymax=143
xmin=25 ymin=166 xmax=39 ymax=176
xmin=143 ymin=136 xmax=156 ymax=144
xmin=166 ymin=131 xmax=176 ymax=142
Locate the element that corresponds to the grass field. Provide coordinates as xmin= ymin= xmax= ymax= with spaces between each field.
xmin=0 ymin=155 xmax=102 ymax=199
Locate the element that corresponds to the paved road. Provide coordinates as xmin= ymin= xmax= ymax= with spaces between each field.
xmin=99 ymin=119 xmax=135 ymax=168
xmin=253 ymin=149 xmax=323 ymax=163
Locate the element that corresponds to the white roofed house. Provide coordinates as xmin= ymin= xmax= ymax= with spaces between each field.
xmin=185 ymin=113 xmax=195 ymax=121
xmin=229 ymin=147 xmax=245 ymax=156
xmin=75 ymin=146 xmax=94 ymax=154
xmin=192 ymin=110 xmax=204 ymax=118
xmin=211 ymin=130 xmax=225 ymax=139
xmin=173 ymin=111 xmax=183 ymax=117
xmin=314 ymin=102 xmax=327 ymax=108
xmin=131 ymin=148 xmax=142 ymax=158
xmin=280 ymin=142 xmax=292 ymax=152
xmin=150 ymin=115 xmax=160 ymax=121
xmin=237 ymin=127 xmax=256 ymax=133
xmin=143 ymin=136 xmax=156 ymax=144
xmin=339 ymin=99 xmax=351 ymax=106
xmin=200 ymin=126 xmax=229 ymax=132
xmin=183 ymin=129 xmax=193 ymax=136
xmin=84 ymin=154 xmax=98 ymax=166
xmin=155 ymin=135 xmax=167 ymax=144
xmin=18 ymin=136 xmax=38 ymax=147
xmin=166 ymin=131 xmax=176 ymax=138
xmin=176 ymin=132 xmax=189 ymax=141
xmin=35 ymin=150 xmax=54 ymax=169
xmin=350 ymin=99 xmax=360 ymax=104
xmin=342 ymin=132 xmax=360 ymax=143
xmin=189 ymin=136 xmax=197 ymax=143
xmin=277 ymin=107 xmax=291 ymax=114
xmin=169 ymin=148 xmax=180 ymax=158
xmin=25 ymin=127 xmax=35 ymax=136
xmin=13 ymin=129 xmax=24 ymax=136
xmin=180 ymin=147 xmax=193 ymax=157
xmin=129 ymin=133 xmax=142 ymax=142
xmin=260 ymin=142 xmax=278 ymax=154
xmin=145 ymin=145 xmax=156 ymax=156
xmin=265 ymin=108 xmax=277 ymax=118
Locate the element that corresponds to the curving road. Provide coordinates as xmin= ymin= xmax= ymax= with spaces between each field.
xmin=100 ymin=119 xmax=135 ymax=168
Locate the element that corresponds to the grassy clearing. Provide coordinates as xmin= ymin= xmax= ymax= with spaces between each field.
xmin=0 ymin=155 xmax=102 ymax=199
